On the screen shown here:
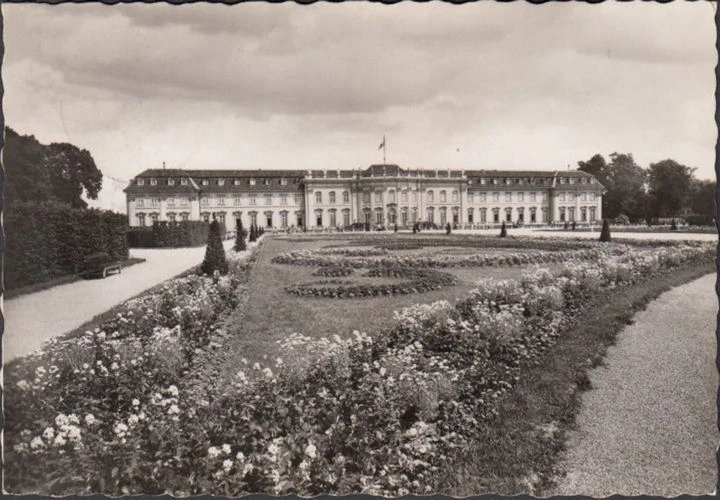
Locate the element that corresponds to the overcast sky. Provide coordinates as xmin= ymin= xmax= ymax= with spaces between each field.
xmin=3 ymin=2 xmax=716 ymax=212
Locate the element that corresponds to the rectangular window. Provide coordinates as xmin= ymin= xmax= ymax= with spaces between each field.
xmin=281 ymin=212 xmax=288 ymax=227
xmin=234 ymin=179 xmax=241 ymax=186
xmin=137 ymin=179 xmax=145 ymax=186
xmin=530 ymin=192 xmax=537 ymax=202
xmin=343 ymin=191 xmax=350 ymax=203
xmin=401 ymin=190 xmax=408 ymax=203
xmin=168 ymin=178 xmax=175 ymax=186
xmin=440 ymin=191 xmax=447 ymax=202
xmin=329 ymin=211 xmax=337 ymax=227
xmin=249 ymin=194 xmax=257 ymax=205
xmin=505 ymin=192 xmax=512 ymax=202
xmin=343 ymin=210 xmax=350 ymax=227
xmin=559 ymin=192 xmax=566 ymax=201
xmin=202 ymin=179 xmax=209 ymax=186
xmin=452 ymin=191 xmax=459 ymax=202
xmin=295 ymin=193 xmax=302 ymax=204
xmin=375 ymin=191 xmax=382 ymax=202
xmin=376 ymin=210 xmax=383 ymax=224
xmin=590 ymin=192 xmax=596 ymax=201
xmin=468 ymin=192 xmax=474 ymax=203
xmin=218 ymin=195 xmax=225 ymax=206
xmin=136 ymin=198 xmax=145 ymax=207
xmin=181 ymin=178 xmax=188 ymax=186
xmin=493 ymin=192 xmax=499 ymax=202
xmin=569 ymin=192 xmax=575 ymax=202
xmin=265 ymin=194 xmax=272 ymax=205
xmin=167 ymin=197 xmax=175 ymax=206
xmin=518 ymin=192 xmax=524 ymax=202
xmin=363 ymin=192 xmax=370 ymax=203
xmin=330 ymin=192 xmax=336 ymax=203
xmin=218 ymin=179 xmax=225 ymax=186
xmin=427 ymin=191 xmax=434 ymax=202
xmin=151 ymin=197 xmax=160 ymax=207
xmin=412 ymin=191 xmax=418 ymax=202
xmin=266 ymin=213 xmax=273 ymax=227
xmin=280 ymin=178 xmax=287 ymax=186
xmin=234 ymin=194 xmax=242 ymax=205
xmin=201 ymin=197 xmax=209 ymax=207
xmin=281 ymin=194 xmax=288 ymax=205
xmin=249 ymin=178 xmax=256 ymax=186
xmin=479 ymin=192 xmax=487 ymax=203
xmin=581 ymin=192 xmax=587 ymax=201
xmin=150 ymin=178 xmax=157 ymax=186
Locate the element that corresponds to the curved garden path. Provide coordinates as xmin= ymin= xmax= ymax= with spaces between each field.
xmin=549 ymin=272 xmax=718 ymax=496
xmin=3 ymin=242 xmax=233 ymax=363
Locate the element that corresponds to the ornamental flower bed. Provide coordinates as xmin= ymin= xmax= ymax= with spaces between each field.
xmin=312 ymin=266 xmax=355 ymax=277
xmin=286 ymin=266 xmax=457 ymax=298
xmin=5 ymin=241 xmax=714 ymax=496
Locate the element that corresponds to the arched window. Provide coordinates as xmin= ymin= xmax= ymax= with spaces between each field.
xmin=342 ymin=191 xmax=349 ymax=203
xmin=329 ymin=191 xmax=336 ymax=203
xmin=452 ymin=190 xmax=459 ymax=202
xmin=315 ymin=191 xmax=322 ymax=203
xmin=440 ymin=190 xmax=447 ymax=202
xmin=427 ymin=190 xmax=434 ymax=202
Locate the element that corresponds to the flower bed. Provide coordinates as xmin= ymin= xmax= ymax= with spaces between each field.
xmin=286 ymin=266 xmax=457 ymax=298
xmin=312 ymin=266 xmax=355 ymax=277
xmin=5 ymin=240 xmax=714 ymax=496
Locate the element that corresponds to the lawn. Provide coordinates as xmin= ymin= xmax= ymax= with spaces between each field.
xmin=219 ymin=235 xmax=556 ymax=369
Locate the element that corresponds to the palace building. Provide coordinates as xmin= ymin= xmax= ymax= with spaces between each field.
xmin=124 ymin=164 xmax=604 ymax=232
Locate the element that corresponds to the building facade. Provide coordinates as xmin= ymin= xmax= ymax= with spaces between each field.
xmin=124 ymin=164 xmax=604 ymax=232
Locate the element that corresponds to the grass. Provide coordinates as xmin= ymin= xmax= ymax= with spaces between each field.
xmin=4 ymin=257 xmax=146 ymax=300
xmin=435 ymin=259 xmax=716 ymax=496
xmin=219 ymin=236 xmax=555 ymax=369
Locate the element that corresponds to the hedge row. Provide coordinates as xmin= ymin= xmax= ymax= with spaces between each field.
xmin=5 ymin=202 xmax=129 ymax=290
xmin=127 ymin=221 xmax=225 ymax=248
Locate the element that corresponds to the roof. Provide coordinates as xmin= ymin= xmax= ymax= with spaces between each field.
xmin=136 ymin=168 xmax=307 ymax=178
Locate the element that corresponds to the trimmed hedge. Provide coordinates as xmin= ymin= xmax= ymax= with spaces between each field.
xmin=127 ymin=221 xmax=224 ymax=248
xmin=5 ymin=202 xmax=129 ymax=290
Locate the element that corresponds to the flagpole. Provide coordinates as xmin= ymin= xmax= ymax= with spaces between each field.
xmin=383 ymin=134 xmax=386 ymax=164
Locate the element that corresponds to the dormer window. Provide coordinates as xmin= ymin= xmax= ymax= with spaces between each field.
xmin=264 ymin=178 xmax=271 ymax=185
xmin=181 ymin=178 xmax=188 ymax=186
xmin=168 ymin=178 xmax=175 ymax=186
xmin=218 ymin=179 xmax=225 ymax=186
xmin=249 ymin=178 xmax=256 ymax=186
xmin=201 ymin=179 xmax=209 ymax=186
xmin=280 ymin=178 xmax=287 ymax=185
xmin=233 ymin=179 xmax=241 ymax=186
xmin=150 ymin=178 xmax=157 ymax=186
xmin=137 ymin=179 xmax=145 ymax=186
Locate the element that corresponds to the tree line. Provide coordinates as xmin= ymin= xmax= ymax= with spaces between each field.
xmin=577 ymin=153 xmax=715 ymax=224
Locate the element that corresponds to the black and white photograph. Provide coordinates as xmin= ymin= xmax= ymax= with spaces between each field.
xmin=2 ymin=1 xmax=718 ymax=497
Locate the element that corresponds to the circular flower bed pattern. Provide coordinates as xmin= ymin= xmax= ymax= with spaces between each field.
xmin=286 ymin=266 xmax=457 ymax=298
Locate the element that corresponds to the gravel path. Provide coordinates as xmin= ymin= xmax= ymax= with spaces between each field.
xmin=3 ymin=242 xmax=233 ymax=362
xmin=550 ymin=272 xmax=718 ymax=496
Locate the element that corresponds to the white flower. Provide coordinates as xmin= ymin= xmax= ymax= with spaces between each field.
xmin=42 ymin=427 xmax=55 ymax=440
xmin=167 ymin=385 xmax=179 ymax=397
xmin=262 ymin=367 xmax=273 ymax=378
xmin=55 ymin=414 xmax=69 ymax=427
xmin=68 ymin=414 xmax=80 ymax=424
xmin=114 ymin=422 xmax=129 ymax=438
xmin=66 ymin=425 xmax=82 ymax=441
xmin=110 ymin=362 xmax=119 ymax=371
xmin=168 ymin=404 xmax=180 ymax=415
xmin=16 ymin=380 xmax=30 ymax=390
xmin=208 ymin=446 xmax=221 ymax=459
xmin=53 ymin=434 xmax=67 ymax=447
xmin=222 ymin=444 xmax=232 ymax=455
xmin=304 ymin=442 xmax=317 ymax=459
xmin=222 ymin=459 xmax=233 ymax=472
xmin=242 ymin=463 xmax=254 ymax=476
xmin=96 ymin=332 xmax=106 ymax=342
xmin=128 ymin=415 xmax=140 ymax=426
xmin=253 ymin=362 xmax=261 ymax=370
xmin=30 ymin=437 xmax=45 ymax=449
xmin=84 ymin=414 xmax=96 ymax=425
xmin=236 ymin=451 xmax=246 ymax=461
xmin=132 ymin=399 xmax=140 ymax=407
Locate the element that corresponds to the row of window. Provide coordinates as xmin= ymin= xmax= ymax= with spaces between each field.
xmin=137 ymin=177 xmax=295 ymax=187
xmin=201 ymin=193 xmax=301 ymax=207
xmin=312 ymin=190 xmax=596 ymax=205
xmin=136 ymin=196 xmax=191 ymax=208
xmin=136 ymin=212 xmax=191 ymax=225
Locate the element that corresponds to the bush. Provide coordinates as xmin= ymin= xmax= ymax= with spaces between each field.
xmin=235 ymin=220 xmax=247 ymax=252
xmin=200 ymin=220 xmax=229 ymax=276
xmin=4 ymin=202 xmax=129 ymax=290
xmin=599 ymin=218 xmax=611 ymax=242
xmin=499 ymin=221 xmax=507 ymax=238
xmin=685 ymin=214 xmax=715 ymax=226
xmin=127 ymin=221 xmax=221 ymax=248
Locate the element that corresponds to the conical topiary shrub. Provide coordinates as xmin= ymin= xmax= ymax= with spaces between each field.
xmin=201 ymin=219 xmax=229 ymax=275
xmin=249 ymin=224 xmax=257 ymax=243
xmin=234 ymin=219 xmax=247 ymax=252
xmin=599 ymin=218 xmax=611 ymax=242
xmin=670 ymin=218 xmax=678 ymax=231
xmin=499 ymin=221 xmax=507 ymax=238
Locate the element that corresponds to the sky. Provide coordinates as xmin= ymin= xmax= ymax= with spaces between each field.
xmin=3 ymin=2 xmax=717 ymax=213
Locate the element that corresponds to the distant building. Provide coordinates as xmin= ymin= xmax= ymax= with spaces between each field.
xmin=124 ymin=164 xmax=604 ymax=231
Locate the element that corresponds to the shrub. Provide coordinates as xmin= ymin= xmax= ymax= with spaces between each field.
xmin=599 ymin=218 xmax=611 ymax=242
xmin=499 ymin=221 xmax=507 ymax=238
xmin=4 ymin=202 xmax=129 ymax=290
xmin=127 ymin=221 xmax=221 ymax=248
xmin=201 ymin=220 xmax=229 ymax=276
xmin=235 ymin=219 xmax=247 ymax=252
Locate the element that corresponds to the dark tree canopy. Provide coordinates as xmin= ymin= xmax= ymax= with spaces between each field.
xmin=689 ymin=179 xmax=716 ymax=217
xmin=647 ymin=159 xmax=694 ymax=219
xmin=4 ymin=127 xmax=103 ymax=209
xmin=579 ymin=152 xmax=647 ymax=222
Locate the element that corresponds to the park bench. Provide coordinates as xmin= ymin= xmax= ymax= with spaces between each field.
xmin=80 ymin=253 xmax=122 ymax=279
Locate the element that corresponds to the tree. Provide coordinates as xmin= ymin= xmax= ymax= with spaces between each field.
xmin=200 ymin=220 xmax=228 ymax=275
xmin=599 ymin=218 xmax=611 ymax=242
xmin=234 ymin=219 xmax=247 ymax=252
xmin=249 ymin=224 xmax=257 ymax=242
xmin=3 ymin=127 xmax=103 ymax=210
xmin=499 ymin=221 xmax=507 ymax=238
xmin=647 ymin=159 xmax=694 ymax=219
xmin=688 ymin=179 xmax=716 ymax=217
xmin=578 ymin=153 xmax=648 ymax=222
xmin=45 ymin=142 xmax=103 ymax=208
